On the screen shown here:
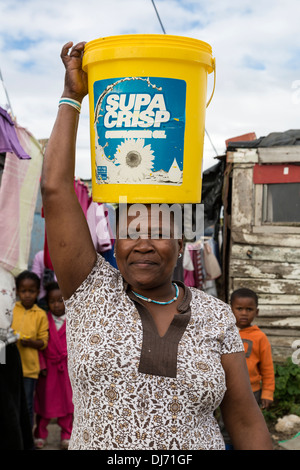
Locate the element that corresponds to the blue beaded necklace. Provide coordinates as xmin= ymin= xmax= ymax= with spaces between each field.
xmin=132 ymin=282 xmax=179 ymax=305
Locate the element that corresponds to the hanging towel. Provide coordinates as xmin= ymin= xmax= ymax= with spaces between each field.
xmin=0 ymin=124 xmax=43 ymax=275
xmin=0 ymin=107 xmax=30 ymax=159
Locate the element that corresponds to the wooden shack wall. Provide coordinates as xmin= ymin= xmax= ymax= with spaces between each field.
xmin=227 ymin=147 xmax=300 ymax=363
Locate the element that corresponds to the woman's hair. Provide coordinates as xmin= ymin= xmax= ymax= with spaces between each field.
xmin=15 ymin=270 xmax=40 ymax=290
xmin=230 ymin=288 xmax=258 ymax=306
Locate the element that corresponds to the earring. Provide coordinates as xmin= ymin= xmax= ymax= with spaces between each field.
xmin=113 ymin=252 xmax=116 ymax=258
xmin=178 ymin=253 xmax=182 ymax=259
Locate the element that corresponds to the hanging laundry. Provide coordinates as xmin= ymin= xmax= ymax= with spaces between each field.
xmin=0 ymin=107 xmax=30 ymax=159
xmin=43 ymin=179 xmax=92 ymax=270
xmin=0 ymin=123 xmax=43 ymax=275
xmin=74 ymin=179 xmax=91 ymax=217
xmin=183 ymin=244 xmax=195 ymax=287
xmin=43 ymin=180 xmax=115 ymax=269
xmin=191 ymin=244 xmax=205 ymax=289
xmin=183 ymin=242 xmax=205 ymax=289
xmin=87 ymin=202 xmax=113 ymax=253
xmin=0 ymin=265 xmax=17 ymax=344
xmin=203 ymin=239 xmax=221 ymax=280
xmin=183 ymin=237 xmax=222 ymax=294
xmin=43 ymin=228 xmax=54 ymax=271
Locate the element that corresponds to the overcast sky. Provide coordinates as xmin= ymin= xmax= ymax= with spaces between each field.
xmin=0 ymin=0 xmax=299 ymax=178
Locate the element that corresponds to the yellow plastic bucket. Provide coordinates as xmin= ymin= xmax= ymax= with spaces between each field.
xmin=82 ymin=34 xmax=215 ymax=203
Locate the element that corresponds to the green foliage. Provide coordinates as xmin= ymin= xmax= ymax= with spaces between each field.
xmin=263 ymin=357 xmax=300 ymax=423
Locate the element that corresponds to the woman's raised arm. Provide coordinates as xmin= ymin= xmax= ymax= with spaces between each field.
xmin=41 ymin=42 xmax=97 ymax=300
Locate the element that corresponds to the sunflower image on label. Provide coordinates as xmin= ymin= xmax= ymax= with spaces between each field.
xmin=93 ymin=77 xmax=186 ymax=185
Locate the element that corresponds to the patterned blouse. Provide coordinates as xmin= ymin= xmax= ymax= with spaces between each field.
xmin=64 ymin=254 xmax=244 ymax=450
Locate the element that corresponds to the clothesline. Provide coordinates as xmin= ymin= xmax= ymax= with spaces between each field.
xmin=0 ymin=107 xmax=43 ymax=276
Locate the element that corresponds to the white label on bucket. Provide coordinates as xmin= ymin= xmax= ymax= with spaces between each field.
xmin=93 ymin=77 xmax=186 ymax=185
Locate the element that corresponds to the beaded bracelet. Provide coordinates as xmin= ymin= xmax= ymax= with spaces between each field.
xmin=58 ymin=97 xmax=81 ymax=113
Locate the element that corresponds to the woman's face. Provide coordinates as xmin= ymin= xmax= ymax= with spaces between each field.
xmin=115 ymin=206 xmax=182 ymax=291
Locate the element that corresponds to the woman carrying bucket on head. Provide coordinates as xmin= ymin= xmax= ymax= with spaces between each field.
xmin=82 ymin=33 xmax=216 ymax=204
xmin=41 ymin=39 xmax=273 ymax=450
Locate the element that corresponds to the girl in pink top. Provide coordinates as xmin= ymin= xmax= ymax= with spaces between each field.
xmin=34 ymin=282 xmax=73 ymax=449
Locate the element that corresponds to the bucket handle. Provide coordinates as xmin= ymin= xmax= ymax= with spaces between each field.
xmin=206 ymin=58 xmax=216 ymax=108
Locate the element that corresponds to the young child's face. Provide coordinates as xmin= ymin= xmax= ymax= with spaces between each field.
xmin=231 ymin=296 xmax=258 ymax=329
xmin=17 ymin=279 xmax=39 ymax=310
xmin=48 ymin=289 xmax=65 ymax=317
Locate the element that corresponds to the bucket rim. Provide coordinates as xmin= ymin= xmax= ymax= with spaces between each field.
xmin=83 ymin=34 xmax=214 ymax=71
xmin=84 ymin=33 xmax=213 ymax=54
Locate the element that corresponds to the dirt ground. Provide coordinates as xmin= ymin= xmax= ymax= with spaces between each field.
xmin=269 ymin=422 xmax=300 ymax=450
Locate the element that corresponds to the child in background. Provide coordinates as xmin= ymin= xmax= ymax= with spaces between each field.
xmin=231 ymin=288 xmax=275 ymax=409
xmin=34 ymin=282 xmax=73 ymax=450
xmin=12 ymin=271 xmax=49 ymax=428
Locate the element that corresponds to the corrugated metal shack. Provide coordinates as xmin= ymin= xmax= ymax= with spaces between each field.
xmin=220 ymin=130 xmax=300 ymax=363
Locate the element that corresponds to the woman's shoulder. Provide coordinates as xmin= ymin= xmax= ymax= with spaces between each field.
xmin=189 ymin=286 xmax=234 ymax=320
xmin=189 ymin=286 xmax=229 ymax=308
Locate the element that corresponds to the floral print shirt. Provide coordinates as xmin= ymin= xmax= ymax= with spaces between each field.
xmin=64 ymin=254 xmax=243 ymax=450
